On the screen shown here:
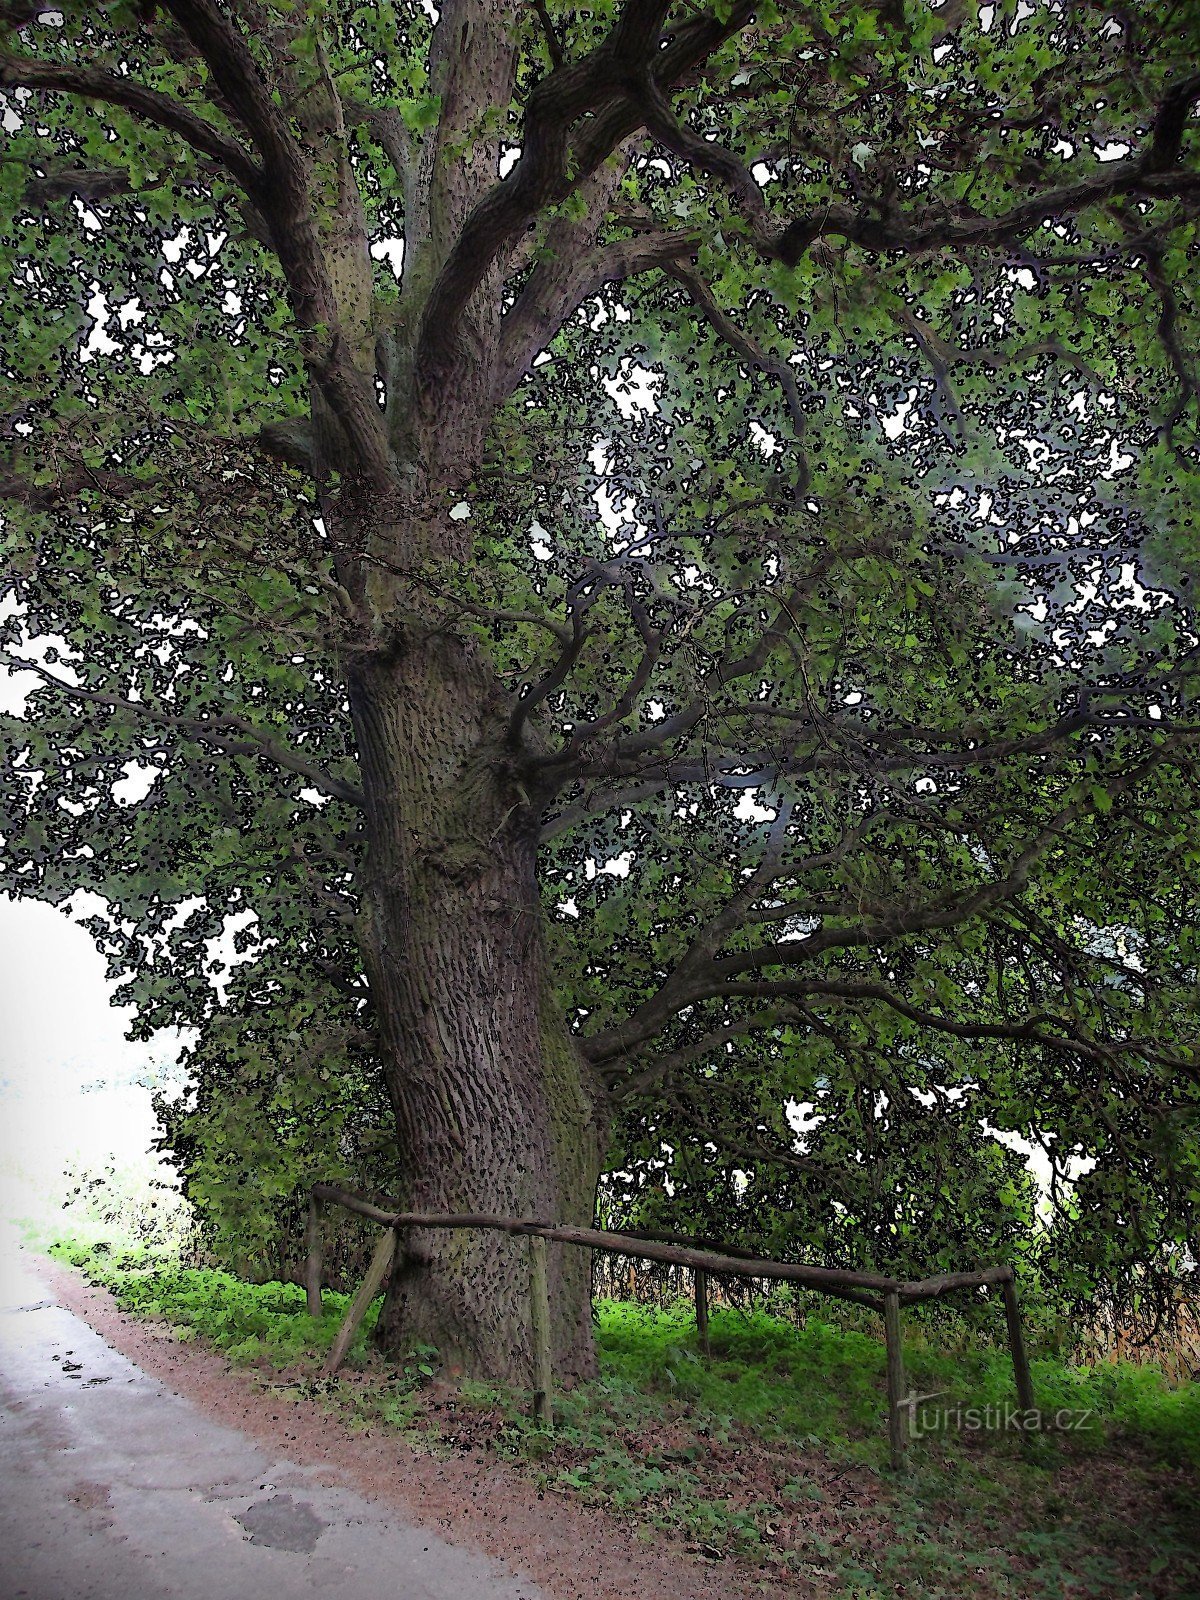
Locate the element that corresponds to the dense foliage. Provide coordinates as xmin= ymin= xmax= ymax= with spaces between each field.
xmin=3 ymin=0 xmax=1200 ymax=1336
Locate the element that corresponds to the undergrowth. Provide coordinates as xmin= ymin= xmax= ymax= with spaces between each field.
xmin=50 ymin=1237 xmax=1200 ymax=1598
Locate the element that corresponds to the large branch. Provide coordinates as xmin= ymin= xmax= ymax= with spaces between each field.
xmin=159 ymin=2 xmax=392 ymax=491
xmin=492 ymin=224 xmax=700 ymax=401
xmin=0 ymin=48 xmax=260 ymax=188
xmin=790 ymin=164 xmax=1200 ymax=263
xmin=580 ymin=746 xmax=1190 ymax=1067
xmin=162 ymin=0 xmax=296 ymax=169
xmin=640 ymin=65 xmax=1200 ymax=267
xmin=414 ymin=0 xmax=754 ymax=387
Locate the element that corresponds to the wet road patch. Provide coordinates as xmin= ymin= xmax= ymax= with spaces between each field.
xmin=236 ymin=1493 xmax=326 ymax=1553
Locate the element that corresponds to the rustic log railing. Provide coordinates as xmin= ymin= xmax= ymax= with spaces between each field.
xmin=305 ymin=1181 xmax=1036 ymax=1469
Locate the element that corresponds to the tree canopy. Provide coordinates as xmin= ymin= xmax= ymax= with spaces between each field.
xmin=1 ymin=0 xmax=1199 ymax=1346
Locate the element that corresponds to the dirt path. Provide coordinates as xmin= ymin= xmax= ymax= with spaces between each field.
xmin=2 ymin=1242 xmax=774 ymax=1600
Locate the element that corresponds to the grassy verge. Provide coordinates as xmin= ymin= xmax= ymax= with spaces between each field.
xmin=50 ymin=1238 xmax=1200 ymax=1598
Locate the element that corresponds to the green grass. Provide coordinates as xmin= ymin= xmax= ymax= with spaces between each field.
xmin=49 ymin=1238 xmax=382 ymax=1366
xmin=50 ymin=1238 xmax=1200 ymax=1597
xmin=588 ymin=1299 xmax=1200 ymax=1469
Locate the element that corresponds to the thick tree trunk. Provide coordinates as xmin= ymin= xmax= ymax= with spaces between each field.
xmin=347 ymin=613 xmax=604 ymax=1383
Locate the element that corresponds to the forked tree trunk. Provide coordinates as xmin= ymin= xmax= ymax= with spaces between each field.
xmin=346 ymin=607 xmax=605 ymax=1383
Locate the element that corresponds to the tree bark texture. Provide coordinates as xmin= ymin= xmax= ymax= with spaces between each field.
xmin=347 ymin=609 xmax=604 ymax=1382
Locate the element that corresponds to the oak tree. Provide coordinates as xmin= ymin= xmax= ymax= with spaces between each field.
xmin=2 ymin=0 xmax=1199 ymax=1375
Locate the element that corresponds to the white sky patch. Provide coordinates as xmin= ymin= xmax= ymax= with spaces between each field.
xmin=984 ymin=1121 xmax=1096 ymax=1208
xmin=587 ymin=444 xmax=640 ymax=543
xmin=205 ymin=907 xmax=258 ymax=1005
xmin=370 ymin=235 xmax=404 ymax=279
xmin=603 ymin=360 xmax=661 ymax=419
xmin=0 ymin=895 xmax=186 ymax=1228
xmin=72 ymin=196 xmax=102 ymax=234
xmin=777 ymin=915 xmax=818 ymax=944
xmin=0 ymin=606 xmax=80 ymax=715
xmin=80 ymin=286 xmax=120 ymax=364
xmin=880 ymin=387 xmax=917 ymax=440
xmin=111 ymin=761 xmax=161 ymax=807
xmin=785 ymin=1100 xmax=823 ymax=1143
xmin=499 ymin=147 xmax=520 ymax=177
xmin=734 ymin=790 xmax=775 ymax=823
xmin=599 ymin=851 xmax=634 ymax=878
xmin=161 ymin=225 xmax=190 ymax=263
xmin=529 ymin=519 xmax=553 ymax=561
xmin=1102 ymin=437 xmax=1136 ymax=476
xmin=748 ymin=420 xmax=780 ymax=456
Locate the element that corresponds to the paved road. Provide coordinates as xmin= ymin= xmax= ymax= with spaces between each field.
xmin=0 ymin=1246 xmax=547 ymax=1600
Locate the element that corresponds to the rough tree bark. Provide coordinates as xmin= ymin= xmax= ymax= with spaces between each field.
xmin=346 ymin=562 xmax=605 ymax=1381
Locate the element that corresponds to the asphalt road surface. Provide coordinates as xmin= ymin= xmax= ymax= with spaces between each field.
xmin=0 ymin=1244 xmax=547 ymax=1600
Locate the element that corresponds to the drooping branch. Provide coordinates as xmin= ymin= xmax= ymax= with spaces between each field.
xmin=0 ymin=47 xmax=260 ymax=189
xmin=664 ymin=260 xmax=812 ymax=495
xmin=588 ymin=972 xmax=1198 ymax=1085
xmin=2 ymin=652 xmax=364 ymax=808
xmin=580 ymin=742 xmax=1195 ymax=1068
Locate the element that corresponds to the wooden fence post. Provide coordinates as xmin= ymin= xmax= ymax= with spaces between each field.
xmin=323 ymin=1226 xmax=395 ymax=1377
xmin=883 ymin=1291 xmax=907 ymax=1472
xmin=305 ymin=1192 xmax=323 ymax=1317
xmin=1001 ymin=1276 xmax=1036 ymax=1415
xmin=529 ymin=1233 xmax=553 ymax=1427
xmin=695 ymin=1269 xmax=710 ymax=1356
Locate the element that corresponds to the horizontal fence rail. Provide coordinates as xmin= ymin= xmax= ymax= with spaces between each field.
xmin=305 ymin=1181 xmax=1036 ymax=1470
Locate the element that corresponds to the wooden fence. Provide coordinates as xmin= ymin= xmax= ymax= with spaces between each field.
xmin=305 ymin=1181 xmax=1036 ymax=1469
